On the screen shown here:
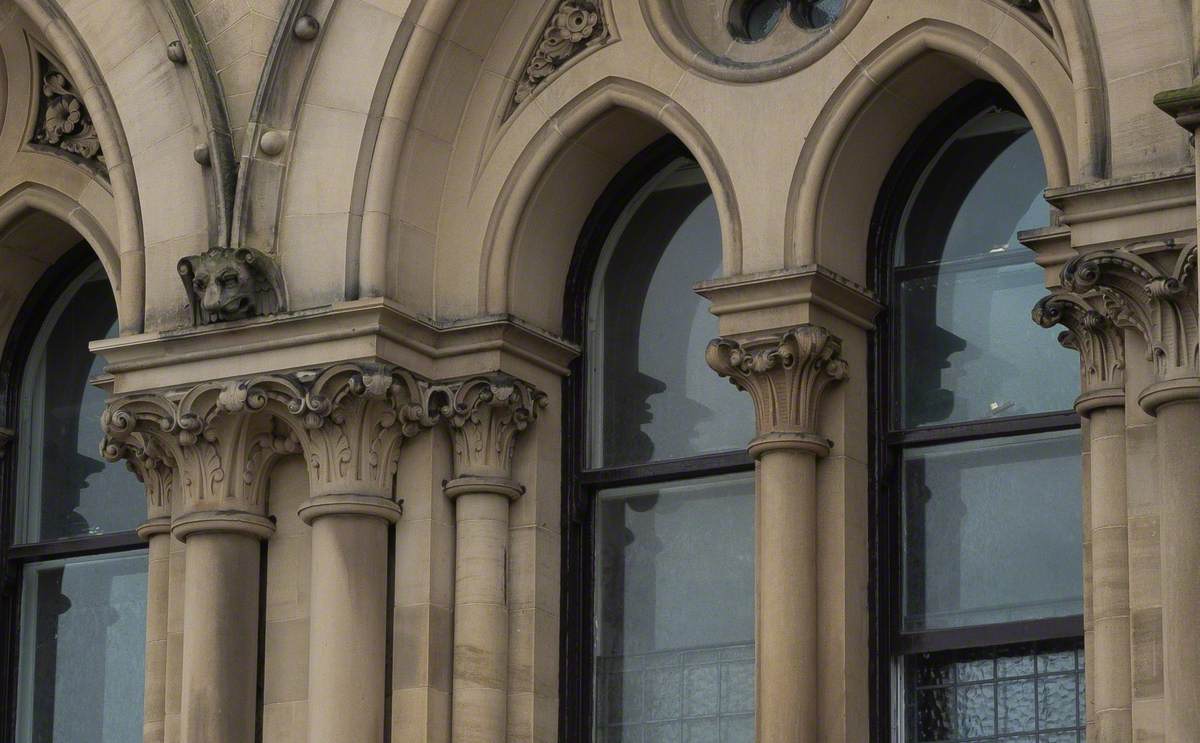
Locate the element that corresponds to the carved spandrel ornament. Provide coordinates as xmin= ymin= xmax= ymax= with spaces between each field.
xmin=511 ymin=1 xmax=607 ymax=111
xmin=706 ymin=325 xmax=847 ymax=457
xmin=178 ymin=247 xmax=286 ymax=325
xmin=100 ymin=364 xmax=438 ymax=521
xmin=32 ymin=55 xmax=104 ymax=170
xmin=431 ymin=374 xmax=547 ymax=482
xmin=1032 ymin=292 xmax=1125 ymax=397
xmin=1061 ymin=244 xmax=1198 ymax=385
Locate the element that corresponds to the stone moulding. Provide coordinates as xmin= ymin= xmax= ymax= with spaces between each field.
xmin=510 ymin=1 xmax=609 ymax=114
xmin=31 ymin=54 xmax=105 ymax=171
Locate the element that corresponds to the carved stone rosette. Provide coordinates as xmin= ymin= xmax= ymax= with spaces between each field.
xmin=1060 ymin=244 xmax=1198 ymax=412
xmin=431 ymin=374 xmax=547 ymax=486
xmin=32 ymin=55 xmax=104 ymax=168
xmin=100 ymin=363 xmax=438 ymax=529
xmin=1032 ymin=291 xmax=1125 ymax=413
xmin=511 ymin=1 xmax=606 ymax=109
xmin=706 ymin=325 xmax=847 ymax=457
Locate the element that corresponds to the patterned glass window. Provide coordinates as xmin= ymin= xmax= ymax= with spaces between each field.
xmin=906 ymin=642 xmax=1085 ymax=742
xmin=562 ymin=139 xmax=756 ymax=742
xmin=878 ymin=86 xmax=1084 ymax=742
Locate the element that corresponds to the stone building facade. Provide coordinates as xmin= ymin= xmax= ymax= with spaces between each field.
xmin=0 ymin=0 xmax=1196 ymax=742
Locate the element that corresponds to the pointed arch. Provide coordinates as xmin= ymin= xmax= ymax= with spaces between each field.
xmin=482 ymin=77 xmax=742 ymax=330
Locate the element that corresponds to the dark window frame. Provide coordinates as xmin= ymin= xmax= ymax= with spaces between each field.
xmin=867 ymin=82 xmax=1084 ymax=741
xmin=0 ymin=243 xmax=146 ymax=743
xmin=559 ymin=135 xmax=755 ymax=742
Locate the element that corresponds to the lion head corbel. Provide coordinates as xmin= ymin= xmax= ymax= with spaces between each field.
xmin=177 ymin=247 xmax=286 ymax=325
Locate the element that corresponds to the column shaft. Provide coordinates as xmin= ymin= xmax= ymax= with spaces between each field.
xmin=1157 ymin=399 xmax=1200 ymax=742
xmin=305 ymin=507 xmax=393 ymax=743
xmin=1087 ymin=406 xmax=1132 ymax=741
xmin=757 ymin=447 xmax=818 ymax=743
xmin=142 ymin=525 xmax=171 ymax=743
xmin=451 ymin=489 xmax=512 ymax=743
xmin=179 ymin=530 xmax=264 ymax=743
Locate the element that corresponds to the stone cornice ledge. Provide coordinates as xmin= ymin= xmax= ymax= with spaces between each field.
xmin=1044 ymin=167 xmax=1195 ymax=232
xmin=694 ymin=265 xmax=882 ymax=334
xmin=91 ymin=298 xmax=580 ymax=394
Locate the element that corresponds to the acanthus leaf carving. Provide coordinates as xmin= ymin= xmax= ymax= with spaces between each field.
xmin=284 ymin=364 xmax=438 ymax=499
xmin=705 ymin=325 xmax=847 ymax=455
xmin=32 ymin=55 xmax=105 ymax=169
xmin=431 ymin=374 xmax=548 ymax=481
xmin=1061 ymin=244 xmax=1198 ymax=383
xmin=511 ymin=1 xmax=607 ymax=111
xmin=1032 ymin=291 xmax=1125 ymax=395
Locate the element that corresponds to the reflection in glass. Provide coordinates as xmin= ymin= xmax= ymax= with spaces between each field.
xmin=906 ymin=642 xmax=1084 ymax=742
xmin=902 ymin=430 xmax=1083 ymax=631
xmin=588 ymin=160 xmax=753 ymax=467
xmin=16 ymin=264 xmax=144 ymax=542
xmin=893 ymin=108 xmax=1077 ymax=428
xmin=14 ymin=552 xmax=147 ymax=743
xmin=594 ymin=473 xmax=754 ymax=741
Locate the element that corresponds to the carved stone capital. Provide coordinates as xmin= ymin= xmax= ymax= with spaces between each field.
xmin=100 ymin=363 xmax=438 ymax=523
xmin=705 ymin=325 xmax=847 ymax=457
xmin=431 ymin=374 xmax=547 ymax=482
xmin=1032 ymin=291 xmax=1125 ymax=407
xmin=276 ymin=364 xmax=437 ymax=501
xmin=1061 ymin=244 xmax=1198 ymax=400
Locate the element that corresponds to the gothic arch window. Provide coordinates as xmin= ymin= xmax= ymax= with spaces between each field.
xmin=0 ymin=245 xmax=147 ymax=743
xmin=561 ymin=137 xmax=757 ymax=742
xmin=871 ymin=84 xmax=1086 ymax=741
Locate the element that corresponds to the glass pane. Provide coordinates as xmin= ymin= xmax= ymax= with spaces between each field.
xmin=15 ymin=551 xmax=148 ymax=743
xmin=594 ymin=473 xmax=754 ymax=740
xmin=906 ymin=641 xmax=1084 ymax=743
xmin=896 ymin=257 xmax=1078 ymax=427
xmin=588 ymin=160 xmax=754 ymax=467
xmin=17 ymin=264 xmax=144 ymax=542
xmin=893 ymin=109 xmax=1077 ymax=428
xmin=902 ymin=430 xmax=1083 ymax=631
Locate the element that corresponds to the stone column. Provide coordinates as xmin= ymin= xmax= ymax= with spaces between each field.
xmin=433 ymin=375 xmax=546 ymax=743
xmin=706 ymin=326 xmax=847 ymax=743
xmin=102 ymin=382 xmax=292 ymax=743
xmin=1061 ymin=247 xmax=1200 ymax=742
xmin=285 ymin=366 xmax=436 ymax=743
xmin=1035 ymin=293 xmax=1131 ymax=741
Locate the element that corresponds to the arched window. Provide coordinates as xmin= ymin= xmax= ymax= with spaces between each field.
xmin=0 ymin=247 xmax=147 ymax=743
xmin=562 ymin=139 xmax=757 ymax=741
xmin=873 ymin=85 xmax=1085 ymax=741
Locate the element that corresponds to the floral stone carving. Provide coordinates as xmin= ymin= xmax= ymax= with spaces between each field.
xmin=512 ymin=1 xmax=606 ymax=108
xmin=32 ymin=56 xmax=104 ymax=167
xmin=178 ymin=247 xmax=286 ymax=325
